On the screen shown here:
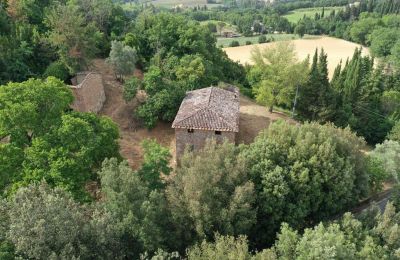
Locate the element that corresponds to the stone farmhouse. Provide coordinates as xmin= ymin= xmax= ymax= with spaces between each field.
xmin=70 ymin=72 xmax=106 ymax=113
xmin=172 ymin=86 xmax=240 ymax=160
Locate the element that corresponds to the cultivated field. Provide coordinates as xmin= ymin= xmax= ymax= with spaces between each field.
xmin=223 ymin=36 xmax=370 ymax=78
xmin=283 ymin=6 xmax=345 ymax=23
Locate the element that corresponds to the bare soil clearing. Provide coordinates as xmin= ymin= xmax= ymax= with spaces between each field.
xmin=238 ymin=96 xmax=296 ymax=144
xmin=93 ymin=59 xmax=175 ymax=169
xmin=92 ymin=59 xmax=293 ymax=168
xmin=223 ymin=36 xmax=370 ymax=78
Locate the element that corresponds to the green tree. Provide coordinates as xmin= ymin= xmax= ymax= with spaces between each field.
xmin=17 ymin=112 xmax=119 ymax=200
xmin=187 ymin=234 xmax=275 ymax=260
xmin=167 ymin=140 xmax=256 ymax=245
xmin=5 ymin=182 xmax=88 ymax=259
xmin=297 ymin=49 xmax=336 ymax=121
xmin=69 ymin=0 xmax=114 ymax=32
xmin=0 ymin=77 xmax=73 ymax=147
xmin=43 ymin=60 xmax=70 ymax=82
xmin=0 ymin=144 xmax=23 ymax=195
xmin=217 ymin=21 xmax=225 ymax=36
xmin=107 ymin=40 xmax=137 ymax=81
xmin=370 ymin=140 xmax=400 ymax=181
xmin=138 ymin=139 xmax=171 ymax=190
xmin=369 ymin=27 xmax=400 ymax=57
xmin=331 ymin=48 xmax=392 ymax=144
xmin=391 ymin=40 xmax=400 ymax=69
xmin=130 ymin=13 xmax=246 ymax=128
xmin=45 ymin=2 xmax=102 ymax=74
xmin=250 ymin=42 xmax=309 ymax=112
xmin=365 ymin=156 xmax=389 ymax=194
xmin=294 ymin=22 xmax=306 ymax=38
xmin=243 ymin=121 xmax=369 ymax=247
xmin=99 ymin=158 xmax=177 ymax=257
xmin=123 ymin=77 xmax=142 ymax=102
xmin=388 ymin=121 xmax=400 ymax=141
xmin=349 ymin=15 xmax=381 ymax=45
xmin=3 ymin=182 xmax=122 ymax=259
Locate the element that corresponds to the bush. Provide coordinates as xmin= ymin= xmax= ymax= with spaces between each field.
xmin=258 ymin=35 xmax=267 ymax=43
xmin=390 ymin=184 xmax=400 ymax=209
xmin=388 ymin=121 xmax=400 ymax=142
xmin=43 ymin=61 xmax=70 ymax=82
xmin=123 ymin=77 xmax=141 ymax=102
xmin=207 ymin=22 xmax=217 ymax=33
xmin=229 ymin=40 xmax=240 ymax=47
xmin=245 ymin=41 xmax=252 ymax=45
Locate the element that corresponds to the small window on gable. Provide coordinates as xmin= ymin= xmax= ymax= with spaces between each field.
xmin=215 ymin=131 xmax=222 ymax=135
xmin=188 ymin=129 xmax=194 ymax=133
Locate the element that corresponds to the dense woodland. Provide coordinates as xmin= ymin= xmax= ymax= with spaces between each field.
xmin=1 ymin=0 xmax=400 ymax=259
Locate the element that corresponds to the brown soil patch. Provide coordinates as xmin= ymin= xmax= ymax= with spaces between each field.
xmin=223 ymin=36 xmax=370 ymax=79
xmin=238 ymin=96 xmax=296 ymax=144
xmin=91 ymin=59 xmax=294 ymax=168
xmin=92 ymin=59 xmax=175 ymax=169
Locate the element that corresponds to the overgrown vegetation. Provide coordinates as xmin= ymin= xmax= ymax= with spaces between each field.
xmin=1 ymin=0 xmax=400 ymax=258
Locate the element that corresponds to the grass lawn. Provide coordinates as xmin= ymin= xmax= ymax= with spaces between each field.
xmin=283 ymin=6 xmax=345 ymax=23
xmin=217 ymin=34 xmax=320 ymax=47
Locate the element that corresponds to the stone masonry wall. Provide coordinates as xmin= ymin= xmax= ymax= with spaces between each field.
xmin=70 ymin=72 xmax=106 ymax=113
xmin=175 ymin=128 xmax=236 ymax=160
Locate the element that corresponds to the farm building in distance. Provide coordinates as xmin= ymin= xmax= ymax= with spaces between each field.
xmin=70 ymin=72 xmax=106 ymax=113
xmin=172 ymin=86 xmax=240 ymax=160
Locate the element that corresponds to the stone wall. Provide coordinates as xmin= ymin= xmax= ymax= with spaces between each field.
xmin=175 ymin=128 xmax=236 ymax=160
xmin=70 ymin=72 xmax=106 ymax=113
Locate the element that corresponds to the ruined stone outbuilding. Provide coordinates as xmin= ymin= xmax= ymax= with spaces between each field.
xmin=70 ymin=72 xmax=106 ymax=113
xmin=172 ymin=86 xmax=240 ymax=160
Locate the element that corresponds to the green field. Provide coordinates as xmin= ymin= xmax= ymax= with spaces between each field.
xmin=217 ymin=34 xmax=320 ymax=47
xmin=122 ymin=0 xmax=222 ymax=9
xmin=283 ymin=6 xmax=345 ymax=23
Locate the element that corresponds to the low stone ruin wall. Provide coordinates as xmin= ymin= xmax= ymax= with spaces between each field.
xmin=70 ymin=72 xmax=106 ymax=113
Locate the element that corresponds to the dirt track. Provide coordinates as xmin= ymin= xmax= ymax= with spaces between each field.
xmin=223 ymin=36 xmax=370 ymax=79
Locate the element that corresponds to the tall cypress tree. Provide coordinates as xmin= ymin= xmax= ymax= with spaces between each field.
xmin=298 ymin=49 xmax=320 ymax=120
xmin=297 ymin=48 xmax=335 ymax=122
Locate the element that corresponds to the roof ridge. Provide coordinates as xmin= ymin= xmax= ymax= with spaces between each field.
xmin=207 ymin=87 xmax=214 ymax=107
xmin=174 ymin=87 xmax=214 ymax=125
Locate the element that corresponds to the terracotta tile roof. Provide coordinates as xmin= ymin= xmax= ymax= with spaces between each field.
xmin=172 ymin=86 xmax=240 ymax=132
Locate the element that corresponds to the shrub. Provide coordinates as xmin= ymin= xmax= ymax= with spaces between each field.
xmin=258 ymin=35 xmax=267 ymax=43
xmin=123 ymin=77 xmax=141 ymax=102
xmin=388 ymin=121 xmax=400 ymax=142
xmin=43 ymin=61 xmax=70 ymax=82
xmin=229 ymin=40 xmax=240 ymax=47
xmin=245 ymin=41 xmax=252 ymax=45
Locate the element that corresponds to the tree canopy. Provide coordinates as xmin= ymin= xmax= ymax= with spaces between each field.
xmin=243 ymin=120 xmax=369 ymax=246
xmin=249 ymin=42 xmax=309 ymax=112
